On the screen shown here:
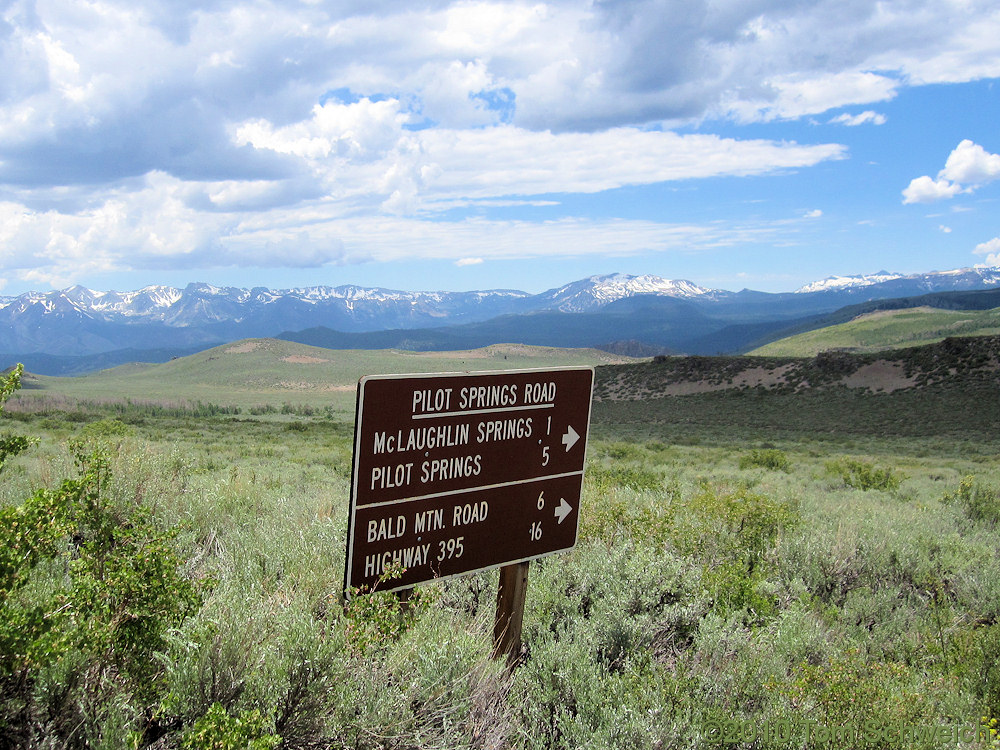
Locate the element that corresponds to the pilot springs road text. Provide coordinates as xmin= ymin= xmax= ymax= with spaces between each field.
xmin=411 ymin=381 xmax=556 ymax=415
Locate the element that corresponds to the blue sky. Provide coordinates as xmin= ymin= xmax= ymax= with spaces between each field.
xmin=1 ymin=0 xmax=999 ymax=297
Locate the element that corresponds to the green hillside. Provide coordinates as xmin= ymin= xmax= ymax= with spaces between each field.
xmin=751 ymin=305 xmax=1000 ymax=356
xmin=15 ymin=338 xmax=636 ymax=413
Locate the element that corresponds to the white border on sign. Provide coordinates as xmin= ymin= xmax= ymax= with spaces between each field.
xmin=343 ymin=366 xmax=594 ymax=596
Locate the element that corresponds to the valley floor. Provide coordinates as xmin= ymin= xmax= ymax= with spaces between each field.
xmin=2 ymin=364 xmax=999 ymax=748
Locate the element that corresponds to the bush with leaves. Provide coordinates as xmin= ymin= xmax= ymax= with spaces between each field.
xmin=827 ymin=457 xmax=905 ymax=492
xmin=943 ymin=476 xmax=1000 ymax=526
xmin=672 ymin=485 xmax=799 ymax=620
xmin=0 ymin=364 xmax=202 ymax=747
xmin=775 ymin=649 xmax=943 ymax=749
xmin=739 ymin=448 xmax=791 ymax=472
xmin=180 ymin=703 xmax=280 ymax=750
xmin=343 ymin=564 xmax=433 ymax=654
xmin=0 ymin=365 xmax=34 ymax=473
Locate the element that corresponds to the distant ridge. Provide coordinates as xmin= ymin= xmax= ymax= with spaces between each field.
xmin=752 ymin=297 xmax=1000 ymax=356
xmin=794 ymin=266 xmax=1000 ymax=294
xmin=3 ymin=266 xmax=1000 ymax=374
xmin=743 ymin=287 xmax=1000 ymax=353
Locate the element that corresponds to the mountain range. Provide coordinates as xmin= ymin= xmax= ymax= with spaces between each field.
xmin=2 ymin=266 xmax=1000 ymax=375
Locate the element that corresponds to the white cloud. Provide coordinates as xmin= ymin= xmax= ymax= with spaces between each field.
xmin=829 ymin=111 xmax=887 ymax=126
xmin=974 ymin=236 xmax=1000 ymax=265
xmin=939 ymin=225 xmax=952 ymax=233
xmin=902 ymin=176 xmax=963 ymax=204
xmin=804 ymin=209 xmax=823 ymax=218
xmin=3 ymin=0 xmax=998 ymax=172
xmin=232 ymin=105 xmax=846 ymax=211
xmin=0 ymin=186 xmax=832 ymax=287
xmin=2 ymin=0 xmax=1000 ymax=287
xmin=415 ymin=127 xmax=845 ymax=201
xmin=728 ymin=72 xmax=899 ymax=123
xmin=235 ymin=98 xmax=410 ymax=163
xmin=940 ymin=139 xmax=1000 ymax=184
xmin=903 ymin=139 xmax=1000 ymax=203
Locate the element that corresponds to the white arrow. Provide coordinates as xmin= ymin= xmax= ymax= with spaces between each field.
xmin=561 ymin=424 xmax=580 ymax=452
xmin=554 ymin=497 xmax=573 ymax=524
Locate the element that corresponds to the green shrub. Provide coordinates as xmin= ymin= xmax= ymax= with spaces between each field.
xmin=343 ymin=564 xmax=433 ymax=654
xmin=702 ymin=561 xmax=780 ymax=621
xmin=79 ymin=417 xmax=132 ymax=439
xmin=776 ymin=649 xmax=941 ymax=749
xmin=601 ymin=442 xmax=647 ymax=462
xmin=672 ymin=485 xmax=798 ymax=621
xmin=739 ymin=448 xmax=791 ymax=472
xmin=585 ymin=464 xmax=662 ymax=493
xmin=583 ymin=476 xmax=797 ymax=622
xmin=0 ymin=368 xmax=202 ymax=746
xmin=943 ymin=476 xmax=1000 ymax=526
xmin=671 ymin=485 xmax=799 ymax=571
xmin=953 ymin=623 xmax=1000 ymax=719
xmin=0 ymin=365 xmax=34 ymax=474
xmin=827 ymin=457 xmax=904 ymax=492
xmin=180 ymin=703 xmax=280 ymax=750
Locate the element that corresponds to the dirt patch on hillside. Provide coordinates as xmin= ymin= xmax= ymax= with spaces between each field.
xmin=841 ymin=361 xmax=917 ymax=392
xmin=274 ymin=381 xmax=353 ymax=391
xmin=394 ymin=343 xmax=636 ymax=363
xmin=595 ymin=356 xmax=927 ymax=401
xmin=852 ymin=305 xmax=937 ymax=322
xmin=225 ymin=341 xmax=262 ymax=354
xmin=731 ymin=364 xmax=796 ymax=389
xmin=282 ymin=355 xmax=329 ymax=364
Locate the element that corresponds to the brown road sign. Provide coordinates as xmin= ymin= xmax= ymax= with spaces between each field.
xmin=344 ymin=367 xmax=594 ymax=593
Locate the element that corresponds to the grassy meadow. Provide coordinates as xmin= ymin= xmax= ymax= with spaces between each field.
xmin=752 ymin=306 xmax=1000 ymax=356
xmin=2 ymin=342 xmax=1000 ymax=749
xmin=12 ymin=340 xmax=631 ymax=417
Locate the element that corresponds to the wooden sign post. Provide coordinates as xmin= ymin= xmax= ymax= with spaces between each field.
xmin=344 ymin=367 xmax=593 ymax=664
xmin=492 ymin=560 xmax=531 ymax=666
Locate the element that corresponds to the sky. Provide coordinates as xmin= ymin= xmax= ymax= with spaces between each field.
xmin=1 ymin=0 xmax=999 ymax=297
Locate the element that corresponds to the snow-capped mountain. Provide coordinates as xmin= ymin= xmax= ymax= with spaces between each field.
xmin=2 ymin=266 xmax=1000 ymax=370
xmin=0 ymin=274 xmax=718 ymax=348
xmin=538 ymin=273 xmax=718 ymax=312
xmin=795 ymin=266 xmax=1000 ymax=294
xmin=0 ymin=273 xmax=724 ymax=358
xmin=0 ymin=281 xmax=532 ymax=344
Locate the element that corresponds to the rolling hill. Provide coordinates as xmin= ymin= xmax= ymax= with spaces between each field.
xmin=592 ymin=335 xmax=1000 ymax=441
xmin=11 ymin=339 xmax=635 ymax=413
xmin=9 ymin=333 xmax=999 ymax=442
xmin=598 ymin=334 xmax=1000 ymax=398
xmin=750 ymin=305 xmax=1000 ymax=356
